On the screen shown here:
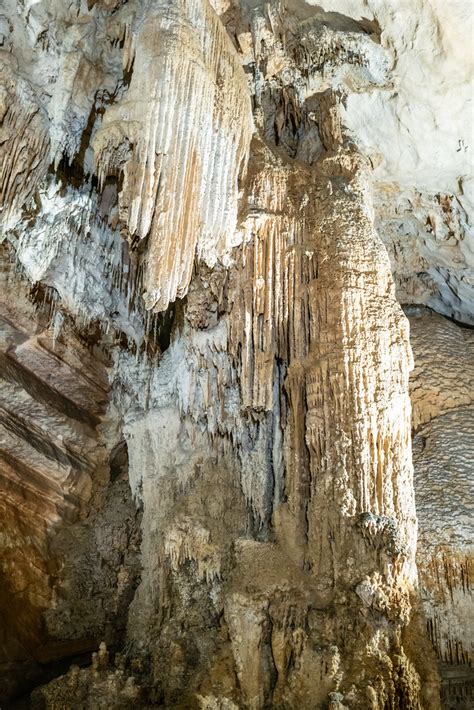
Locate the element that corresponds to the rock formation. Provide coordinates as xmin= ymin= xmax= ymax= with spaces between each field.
xmin=0 ymin=1 xmax=472 ymax=708
xmin=408 ymin=308 xmax=474 ymax=708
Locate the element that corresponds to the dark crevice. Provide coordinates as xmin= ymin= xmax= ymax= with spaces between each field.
xmin=154 ymin=306 xmax=176 ymax=353
xmin=299 ymin=4 xmax=382 ymax=41
xmin=49 ymin=100 xmax=100 ymax=192
xmin=403 ymin=304 xmax=474 ymax=331
xmin=109 ymin=440 xmax=129 ymax=482
xmin=122 ymin=57 xmax=135 ymax=88
xmin=446 ymin=314 xmax=474 ymax=331
xmin=3 ymin=642 xmax=130 ymax=708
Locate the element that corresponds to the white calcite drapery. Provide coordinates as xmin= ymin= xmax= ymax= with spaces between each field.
xmin=93 ymin=0 xmax=253 ymax=311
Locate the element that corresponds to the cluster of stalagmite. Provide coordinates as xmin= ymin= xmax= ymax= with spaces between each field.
xmin=0 ymin=0 xmax=472 ymax=708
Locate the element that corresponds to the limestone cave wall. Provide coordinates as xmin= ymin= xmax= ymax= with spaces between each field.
xmin=0 ymin=1 xmax=472 ymax=708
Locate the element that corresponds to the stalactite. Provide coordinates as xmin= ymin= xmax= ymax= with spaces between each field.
xmin=93 ymin=0 xmax=253 ymax=313
xmin=0 ymin=58 xmax=50 ymax=228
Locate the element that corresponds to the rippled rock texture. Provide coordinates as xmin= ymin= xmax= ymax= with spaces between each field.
xmin=409 ymin=308 xmax=474 ymax=707
xmin=0 ymin=1 xmax=472 ymax=708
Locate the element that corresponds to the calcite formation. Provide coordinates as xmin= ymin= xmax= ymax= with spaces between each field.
xmin=92 ymin=0 xmax=253 ymax=311
xmin=408 ymin=308 xmax=474 ymax=706
xmin=0 ymin=0 xmax=472 ymax=708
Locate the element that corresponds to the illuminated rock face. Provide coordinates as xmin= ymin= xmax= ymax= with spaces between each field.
xmin=0 ymin=1 xmax=472 ymax=708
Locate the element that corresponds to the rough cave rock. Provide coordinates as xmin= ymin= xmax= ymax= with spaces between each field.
xmin=0 ymin=1 xmax=472 ymax=708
